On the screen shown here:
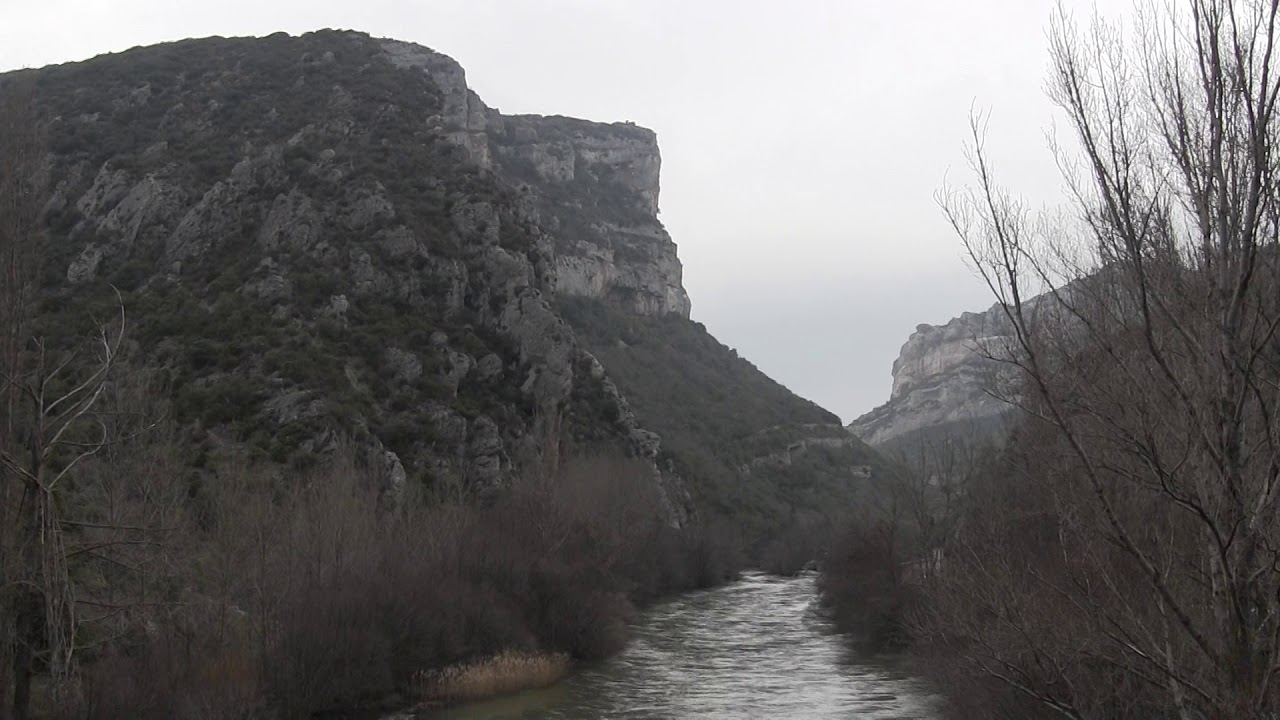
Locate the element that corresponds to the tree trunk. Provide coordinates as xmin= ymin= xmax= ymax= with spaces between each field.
xmin=11 ymin=654 xmax=30 ymax=720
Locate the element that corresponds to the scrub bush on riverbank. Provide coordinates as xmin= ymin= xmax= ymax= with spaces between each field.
xmin=816 ymin=521 xmax=919 ymax=653
xmin=54 ymin=451 xmax=737 ymax=720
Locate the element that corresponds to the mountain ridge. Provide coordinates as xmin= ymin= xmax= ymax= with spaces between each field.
xmin=8 ymin=28 xmax=883 ymax=542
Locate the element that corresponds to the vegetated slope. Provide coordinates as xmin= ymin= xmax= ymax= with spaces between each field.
xmin=0 ymin=28 xmax=905 ymax=719
xmin=13 ymin=30 xmax=680 ymax=507
xmin=9 ymin=28 xmax=889 ymax=539
xmin=562 ymin=298 xmax=895 ymax=545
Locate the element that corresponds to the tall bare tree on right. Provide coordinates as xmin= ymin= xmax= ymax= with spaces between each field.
xmin=930 ymin=1 xmax=1280 ymax=717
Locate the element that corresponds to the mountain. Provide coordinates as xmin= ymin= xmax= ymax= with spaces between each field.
xmin=9 ymin=30 xmax=884 ymax=543
xmin=847 ymin=303 xmax=1015 ymax=454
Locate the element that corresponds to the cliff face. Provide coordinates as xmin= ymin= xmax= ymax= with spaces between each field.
xmin=380 ymin=40 xmax=691 ymax=318
xmin=848 ymin=304 xmax=1015 ymax=451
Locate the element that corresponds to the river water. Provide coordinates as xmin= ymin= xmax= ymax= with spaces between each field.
xmin=427 ymin=571 xmax=939 ymax=719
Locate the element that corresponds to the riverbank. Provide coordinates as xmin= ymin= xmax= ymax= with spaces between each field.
xmin=416 ymin=652 xmax=571 ymax=705
xmin=52 ymin=455 xmax=740 ymax=720
xmin=371 ymin=652 xmax=571 ymax=719
xmin=411 ymin=573 xmax=938 ymax=719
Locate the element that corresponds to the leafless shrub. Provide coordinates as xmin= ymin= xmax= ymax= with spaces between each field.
xmin=58 ymin=450 xmax=735 ymax=718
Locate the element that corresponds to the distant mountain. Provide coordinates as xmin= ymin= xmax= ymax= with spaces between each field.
xmin=848 ymin=303 xmax=1016 ymax=455
xmin=9 ymin=29 xmax=885 ymax=541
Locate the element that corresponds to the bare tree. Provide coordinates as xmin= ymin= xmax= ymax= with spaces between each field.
xmin=0 ymin=76 xmax=137 ymax=719
xmin=0 ymin=73 xmax=48 ymax=720
xmin=0 ymin=317 xmax=128 ymax=718
xmin=889 ymin=428 xmax=991 ymax=567
xmin=930 ymin=1 xmax=1280 ymax=716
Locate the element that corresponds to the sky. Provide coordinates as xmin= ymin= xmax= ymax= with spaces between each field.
xmin=0 ymin=0 xmax=1093 ymax=423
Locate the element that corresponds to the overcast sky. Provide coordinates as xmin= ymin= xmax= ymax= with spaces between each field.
xmin=0 ymin=0 xmax=1095 ymax=423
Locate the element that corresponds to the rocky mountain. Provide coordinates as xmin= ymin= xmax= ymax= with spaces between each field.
xmin=848 ymin=302 xmax=1016 ymax=454
xmin=9 ymin=30 xmax=884 ymax=542
xmin=379 ymin=40 xmax=691 ymax=318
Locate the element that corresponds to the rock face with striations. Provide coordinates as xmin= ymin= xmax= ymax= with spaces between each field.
xmin=491 ymin=116 xmax=691 ymax=318
xmin=380 ymin=39 xmax=691 ymax=318
xmin=848 ymin=303 xmax=1016 ymax=452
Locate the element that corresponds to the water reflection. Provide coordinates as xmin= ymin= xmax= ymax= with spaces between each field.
xmin=427 ymin=571 xmax=938 ymax=719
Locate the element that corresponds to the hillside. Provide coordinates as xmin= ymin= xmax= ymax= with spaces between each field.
xmin=6 ymin=29 xmax=883 ymax=543
xmin=562 ymin=298 xmax=892 ymax=543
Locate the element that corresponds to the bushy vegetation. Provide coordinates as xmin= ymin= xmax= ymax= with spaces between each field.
xmin=817 ymin=522 xmax=920 ymax=654
xmin=823 ymin=3 xmax=1280 ymax=717
xmin=560 ymin=296 xmax=895 ymax=553
xmin=12 ymin=421 xmax=737 ymax=720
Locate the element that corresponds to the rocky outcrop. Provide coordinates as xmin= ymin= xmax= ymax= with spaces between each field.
xmin=492 ymin=116 xmax=691 ymax=317
xmin=375 ymin=39 xmax=690 ymax=318
xmin=379 ymin=39 xmax=496 ymax=169
xmin=849 ymin=303 xmax=1016 ymax=450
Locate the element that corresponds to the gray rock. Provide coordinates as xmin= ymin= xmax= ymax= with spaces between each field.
xmin=67 ymin=245 xmax=104 ymax=284
xmin=167 ymin=181 xmax=241 ymax=262
xmin=350 ymin=250 xmax=394 ymax=297
xmin=385 ymin=347 xmax=423 ymax=385
xmin=98 ymin=174 xmax=185 ymax=246
xmin=390 ymin=43 xmax=695 ymax=514
xmin=491 ymin=116 xmax=692 ymax=317
xmin=466 ymin=416 xmax=506 ymax=491
xmin=379 ymin=40 xmax=495 ymax=168
xmin=323 ymin=294 xmax=350 ymax=321
xmin=475 ymin=353 xmax=503 ymax=381
xmin=377 ymin=449 xmax=407 ymax=511
xmin=76 ymin=165 xmax=132 ymax=218
xmin=376 ymin=225 xmax=418 ymax=259
xmin=241 ymin=258 xmax=293 ymax=302
xmin=442 ymin=350 xmax=474 ymax=395
xmin=451 ymin=200 xmax=500 ymax=246
xmin=345 ymin=187 xmax=395 ymax=230
xmin=848 ymin=302 xmax=1017 ymax=448
xmin=260 ymin=190 xmax=321 ymax=252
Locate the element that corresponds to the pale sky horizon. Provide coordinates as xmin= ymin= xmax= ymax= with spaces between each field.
xmin=0 ymin=0 xmax=1098 ymax=423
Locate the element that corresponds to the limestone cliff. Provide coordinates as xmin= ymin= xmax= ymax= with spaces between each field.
xmin=848 ymin=303 xmax=1015 ymax=451
xmin=379 ymin=40 xmax=691 ymax=317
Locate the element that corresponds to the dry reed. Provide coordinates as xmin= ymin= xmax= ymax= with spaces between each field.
xmin=412 ymin=651 xmax=571 ymax=704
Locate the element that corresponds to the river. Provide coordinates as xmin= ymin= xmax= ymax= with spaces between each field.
xmin=425 ymin=571 xmax=939 ymax=719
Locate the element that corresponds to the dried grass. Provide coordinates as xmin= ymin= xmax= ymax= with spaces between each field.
xmin=412 ymin=651 xmax=571 ymax=704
